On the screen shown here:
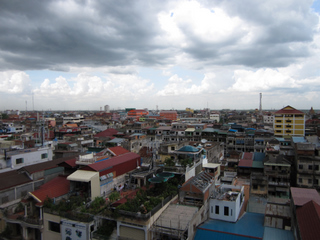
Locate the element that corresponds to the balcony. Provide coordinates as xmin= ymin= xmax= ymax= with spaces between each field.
xmin=268 ymin=181 xmax=290 ymax=187
xmin=4 ymin=211 xmax=43 ymax=229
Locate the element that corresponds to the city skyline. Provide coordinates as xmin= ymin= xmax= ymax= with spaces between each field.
xmin=1 ymin=0 xmax=320 ymax=111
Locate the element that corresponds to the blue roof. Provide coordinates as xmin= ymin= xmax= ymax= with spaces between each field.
xmin=228 ymin=129 xmax=238 ymax=132
xmin=194 ymin=213 xmax=265 ymax=240
xmin=292 ymin=137 xmax=307 ymax=143
xmin=177 ymin=145 xmax=200 ymax=152
xmin=254 ymin=152 xmax=265 ymax=162
xmin=263 ymin=227 xmax=294 ymax=240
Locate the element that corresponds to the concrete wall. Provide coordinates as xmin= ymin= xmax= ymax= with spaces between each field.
xmin=91 ymin=173 xmax=100 ymax=200
xmin=43 ymin=212 xmax=61 ymax=240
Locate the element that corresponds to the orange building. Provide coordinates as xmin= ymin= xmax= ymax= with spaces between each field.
xmin=127 ymin=109 xmax=149 ymax=120
xmin=160 ymin=110 xmax=178 ymax=121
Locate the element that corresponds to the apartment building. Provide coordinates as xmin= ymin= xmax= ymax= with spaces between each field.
xmin=295 ymin=142 xmax=320 ymax=190
xmin=273 ymin=106 xmax=305 ymax=137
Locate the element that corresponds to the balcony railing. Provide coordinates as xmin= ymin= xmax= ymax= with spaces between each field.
xmin=17 ymin=215 xmax=43 ymax=226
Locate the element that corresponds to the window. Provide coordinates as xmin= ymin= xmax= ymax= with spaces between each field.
xmin=299 ymin=165 xmax=303 ymax=170
xmin=224 ymin=206 xmax=229 ymax=216
xmin=298 ymin=178 xmax=302 ymax=183
xmin=41 ymin=153 xmax=48 ymax=159
xmin=20 ymin=191 xmax=27 ymax=198
xmin=16 ymin=158 xmax=24 ymax=164
xmin=171 ymin=146 xmax=175 ymax=150
xmin=308 ymin=179 xmax=312 ymax=184
xmin=315 ymin=165 xmax=319 ymax=171
xmin=1 ymin=196 xmax=8 ymax=204
xmin=315 ymin=179 xmax=319 ymax=185
xmin=285 ymin=130 xmax=291 ymax=133
xmin=276 ymin=125 xmax=282 ymax=128
xmin=215 ymin=205 xmax=219 ymax=214
xmin=276 ymin=130 xmax=281 ymax=133
xmin=308 ymin=165 xmax=313 ymax=170
xmin=49 ymin=221 xmax=60 ymax=233
xmin=276 ymin=120 xmax=281 ymax=123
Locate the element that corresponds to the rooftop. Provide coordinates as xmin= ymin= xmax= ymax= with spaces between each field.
xmin=194 ymin=212 xmax=265 ymax=240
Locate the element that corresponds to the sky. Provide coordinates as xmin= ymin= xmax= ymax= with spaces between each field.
xmin=0 ymin=0 xmax=320 ymax=111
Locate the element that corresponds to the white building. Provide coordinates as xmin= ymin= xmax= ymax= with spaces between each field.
xmin=210 ymin=112 xmax=220 ymax=122
xmin=0 ymin=147 xmax=53 ymax=172
xmin=209 ymin=184 xmax=244 ymax=223
xmin=104 ymin=105 xmax=110 ymax=113
xmin=263 ymin=114 xmax=274 ymax=124
xmin=62 ymin=115 xmax=84 ymax=125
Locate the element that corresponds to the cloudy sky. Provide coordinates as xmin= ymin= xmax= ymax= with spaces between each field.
xmin=1 ymin=0 xmax=320 ymax=111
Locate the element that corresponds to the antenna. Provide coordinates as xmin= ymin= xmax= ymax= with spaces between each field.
xmin=32 ymin=93 xmax=34 ymax=112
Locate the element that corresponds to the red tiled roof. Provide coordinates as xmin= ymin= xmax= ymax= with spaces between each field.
xmin=296 ymin=200 xmax=320 ymax=240
xmin=108 ymin=146 xmax=129 ymax=156
xmin=274 ymin=105 xmax=304 ymax=115
xmin=238 ymin=159 xmax=253 ymax=168
xmin=241 ymin=152 xmax=254 ymax=160
xmin=94 ymin=128 xmax=118 ymax=138
xmin=83 ymin=152 xmax=140 ymax=172
xmin=291 ymin=187 xmax=320 ymax=206
xmin=29 ymin=176 xmax=70 ymax=205
xmin=58 ymin=157 xmax=77 ymax=168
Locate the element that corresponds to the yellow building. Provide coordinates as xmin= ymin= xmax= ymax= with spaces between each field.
xmin=273 ymin=105 xmax=305 ymax=137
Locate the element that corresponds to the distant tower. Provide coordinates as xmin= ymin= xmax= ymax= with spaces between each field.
xmin=259 ymin=93 xmax=262 ymax=115
xmin=104 ymin=105 xmax=110 ymax=113
xmin=100 ymin=107 xmax=102 ymax=111
xmin=32 ymin=93 xmax=34 ymax=111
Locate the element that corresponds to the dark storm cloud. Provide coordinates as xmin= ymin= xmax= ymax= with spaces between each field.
xmin=0 ymin=0 xmax=168 ymax=70
xmin=0 ymin=0 xmax=318 ymax=71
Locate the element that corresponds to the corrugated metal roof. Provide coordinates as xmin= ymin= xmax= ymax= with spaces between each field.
xmin=0 ymin=170 xmax=32 ymax=191
xmin=83 ymin=152 xmax=140 ymax=172
xmin=296 ymin=200 xmax=320 ymax=240
xmin=67 ymin=170 xmax=99 ymax=182
xmin=185 ymin=128 xmax=195 ymax=132
xmin=291 ymin=187 xmax=320 ymax=206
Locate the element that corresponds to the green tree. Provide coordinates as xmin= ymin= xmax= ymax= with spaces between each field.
xmin=164 ymin=157 xmax=175 ymax=167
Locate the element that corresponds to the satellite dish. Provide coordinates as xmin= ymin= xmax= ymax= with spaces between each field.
xmin=201 ymin=139 xmax=208 ymax=143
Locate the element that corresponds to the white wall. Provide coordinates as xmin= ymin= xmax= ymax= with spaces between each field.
xmin=209 ymin=188 xmax=244 ymax=222
xmin=10 ymin=147 xmax=53 ymax=169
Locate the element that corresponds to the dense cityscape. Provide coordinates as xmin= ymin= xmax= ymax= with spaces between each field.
xmin=0 ymin=104 xmax=319 ymax=239
xmin=1 ymin=0 xmax=320 ymax=240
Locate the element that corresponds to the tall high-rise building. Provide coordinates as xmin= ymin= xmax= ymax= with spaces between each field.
xmin=104 ymin=105 xmax=110 ymax=113
xmin=273 ymin=105 xmax=305 ymax=137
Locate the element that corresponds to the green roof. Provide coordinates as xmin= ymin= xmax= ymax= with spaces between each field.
xmin=177 ymin=145 xmax=200 ymax=152
xmin=252 ymin=161 xmax=264 ymax=168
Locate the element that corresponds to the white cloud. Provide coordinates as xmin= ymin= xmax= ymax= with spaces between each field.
xmin=225 ymin=68 xmax=301 ymax=92
xmin=0 ymin=71 xmax=31 ymax=93
xmin=157 ymin=73 xmax=213 ymax=96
